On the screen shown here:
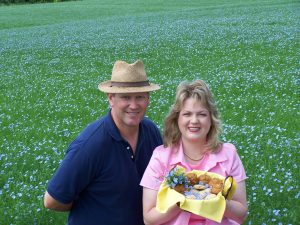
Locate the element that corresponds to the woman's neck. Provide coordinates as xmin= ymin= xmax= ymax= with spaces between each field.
xmin=182 ymin=139 xmax=207 ymax=160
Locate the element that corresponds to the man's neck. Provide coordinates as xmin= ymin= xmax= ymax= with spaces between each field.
xmin=120 ymin=126 xmax=139 ymax=153
xmin=111 ymin=112 xmax=140 ymax=153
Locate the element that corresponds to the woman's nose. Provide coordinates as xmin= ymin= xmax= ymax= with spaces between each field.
xmin=191 ymin=114 xmax=199 ymax=123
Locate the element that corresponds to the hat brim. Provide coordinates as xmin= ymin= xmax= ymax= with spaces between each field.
xmin=98 ymin=81 xmax=160 ymax=93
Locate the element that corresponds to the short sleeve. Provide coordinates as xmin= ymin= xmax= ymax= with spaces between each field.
xmin=47 ymin=140 xmax=96 ymax=204
xmin=228 ymin=144 xmax=247 ymax=183
xmin=140 ymin=146 xmax=166 ymax=191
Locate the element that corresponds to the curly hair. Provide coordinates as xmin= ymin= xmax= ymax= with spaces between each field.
xmin=163 ymin=80 xmax=222 ymax=152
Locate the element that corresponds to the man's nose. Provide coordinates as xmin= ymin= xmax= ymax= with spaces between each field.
xmin=128 ymin=98 xmax=139 ymax=108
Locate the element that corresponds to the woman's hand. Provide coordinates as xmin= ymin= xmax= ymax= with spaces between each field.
xmin=143 ymin=187 xmax=181 ymax=225
xmin=223 ymin=181 xmax=248 ymax=224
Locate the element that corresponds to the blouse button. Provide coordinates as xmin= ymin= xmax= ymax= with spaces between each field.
xmin=127 ymin=146 xmax=130 ymax=150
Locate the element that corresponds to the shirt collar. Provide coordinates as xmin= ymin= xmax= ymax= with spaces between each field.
xmin=168 ymin=141 xmax=189 ymax=170
xmin=105 ymin=109 xmax=146 ymax=145
xmin=204 ymin=147 xmax=228 ymax=171
xmin=168 ymin=140 xmax=228 ymax=171
xmin=105 ymin=109 xmax=123 ymax=142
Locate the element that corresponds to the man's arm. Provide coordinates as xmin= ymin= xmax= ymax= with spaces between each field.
xmin=44 ymin=191 xmax=73 ymax=212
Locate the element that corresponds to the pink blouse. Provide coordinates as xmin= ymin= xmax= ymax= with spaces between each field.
xmin=140 ymin=141 xmax=247 ymax=225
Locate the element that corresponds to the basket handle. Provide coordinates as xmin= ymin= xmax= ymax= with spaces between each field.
xmin=222 ymin=176 xmax=233 ymax=199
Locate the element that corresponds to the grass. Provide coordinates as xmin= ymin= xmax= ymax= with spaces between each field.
xmin=0 ymin=0 xmax=299 ymax=224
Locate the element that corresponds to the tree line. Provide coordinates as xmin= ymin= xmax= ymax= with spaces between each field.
xmin=1 ymin=0 xmax=76 ymax=5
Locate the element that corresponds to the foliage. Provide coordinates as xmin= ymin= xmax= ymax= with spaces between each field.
xmin=0 ymin=0 xmax=75 ymax=5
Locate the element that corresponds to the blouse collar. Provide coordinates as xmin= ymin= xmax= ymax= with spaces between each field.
xmin=168 ymin=140 xmax=228 ymax=171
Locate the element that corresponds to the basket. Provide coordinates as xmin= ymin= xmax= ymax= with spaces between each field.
xmin=156 ymin=165 xmax=236 ymax=222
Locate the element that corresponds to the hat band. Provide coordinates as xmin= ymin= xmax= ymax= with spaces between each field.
xmin=111 ymin=80 xmax=150 ymax=87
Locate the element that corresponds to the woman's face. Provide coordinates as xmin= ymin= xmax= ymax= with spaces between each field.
xmin=178 ymin=97 xmax=211 ymax=144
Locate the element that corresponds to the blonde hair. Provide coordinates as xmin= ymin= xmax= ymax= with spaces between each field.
xmin=163 ymin=80 xmax=222 ymax=151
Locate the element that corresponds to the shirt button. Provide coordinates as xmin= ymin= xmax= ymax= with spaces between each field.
xmin=131 ymin=155 xmax=134 ymax=159
xmin=127 ymin=146 xmax=130 ymax=150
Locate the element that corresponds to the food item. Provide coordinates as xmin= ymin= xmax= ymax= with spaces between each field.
xmin=185 ymin=173 xmax=199 ymax=185
xmin=193 ymin=184 xmax=206 ymax=190
xmin=209 ymin=178 xmax=224 ymax=194
xmin=173 ymin=184 xmax=186 ymax=194
xmin=165 ymin=166 xmax=224 ymax=200
xmin=199 ymin=174 xmax=211 ymax=184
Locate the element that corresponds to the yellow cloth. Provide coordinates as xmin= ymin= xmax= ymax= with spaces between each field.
xmin=156 ymin=167 xmax=236 ymax=223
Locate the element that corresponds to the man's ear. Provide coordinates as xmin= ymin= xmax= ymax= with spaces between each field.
xmin=108 ymin=93 xmax=114 ymax=107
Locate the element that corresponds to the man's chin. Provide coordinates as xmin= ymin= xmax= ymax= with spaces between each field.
xmin=125 ymin=119 xmax=141 ymax=127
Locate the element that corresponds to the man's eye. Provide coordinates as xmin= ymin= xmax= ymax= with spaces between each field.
xmin=121 ymin=96 xmax=130 ymax=100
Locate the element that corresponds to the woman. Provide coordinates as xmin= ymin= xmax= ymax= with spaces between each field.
xmin=140 ymin=80 xmax=248 ymax=225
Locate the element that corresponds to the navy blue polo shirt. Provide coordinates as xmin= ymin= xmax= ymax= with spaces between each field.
xmin=47 ymin=111 xmax=163 ymax=225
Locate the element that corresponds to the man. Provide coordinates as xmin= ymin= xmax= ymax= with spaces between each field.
xmin=44 ymin=60 xmax=163 ymax=225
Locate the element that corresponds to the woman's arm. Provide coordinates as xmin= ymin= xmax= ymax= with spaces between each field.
xmin=143 ymin=187 xmax=181 ymax=225
xmin=44 ymin=191 xmax=73 ymax=212
xmin=223 ymin=180 xmax=248 ymax=224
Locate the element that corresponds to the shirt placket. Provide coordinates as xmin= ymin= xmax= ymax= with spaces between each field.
xmin=125 ymin=145 xmax=135 ymax=160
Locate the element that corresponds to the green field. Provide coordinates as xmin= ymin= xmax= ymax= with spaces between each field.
xmin=0 ymin=0 xmax=299 ymax=224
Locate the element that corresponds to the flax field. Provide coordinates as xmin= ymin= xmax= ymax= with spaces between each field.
xmin=0 ymin=0 xmax=299 ymax=224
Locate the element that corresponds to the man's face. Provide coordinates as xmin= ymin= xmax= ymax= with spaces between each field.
xmin=108 ymin=92 xmax=150 ymax=129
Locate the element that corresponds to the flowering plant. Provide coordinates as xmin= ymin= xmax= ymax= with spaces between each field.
xmin=165 ymin=166 xmax=188 ymax=189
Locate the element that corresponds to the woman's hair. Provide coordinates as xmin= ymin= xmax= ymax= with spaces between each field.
xmin=163 ymin=80 xmax=222 ymax=152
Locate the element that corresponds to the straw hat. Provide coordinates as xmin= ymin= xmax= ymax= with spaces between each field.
xmin=98 ymin=60 xmax=160 ymax=93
